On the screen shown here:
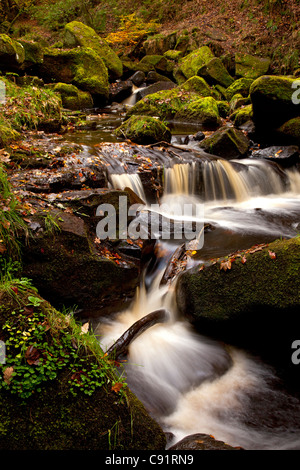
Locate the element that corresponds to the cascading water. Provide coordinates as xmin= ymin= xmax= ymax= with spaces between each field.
xmin=97 ymin=155 xmax=300 ymax=450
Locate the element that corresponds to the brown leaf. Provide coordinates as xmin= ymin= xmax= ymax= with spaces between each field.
xmin=25 ymin=345 xmax=41 ymax=365
xmin=220 ymin=259 xmax=232 ymax=271
xmin=112 ymin=382 xmax=123 ymax=394
xmin=3 ymin=366 xmax=14 ymax=384
xmin=241 ymin=256 xmax=247 ymax=264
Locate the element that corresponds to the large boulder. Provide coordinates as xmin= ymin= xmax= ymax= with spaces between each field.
xmin=235 ymin=53 xmax=271 ymax=79
xmin=53 ymin=82 xmax=93 ymax=110
xmin=115 ymin=115 xmax=171 ymax=144
xmin=198 ymin=57 xmax=234 ymax=88
xmin=37 ymin=47 xmax=109 ymax=105
xmin=176 ymin=237 xmax=300 ymax=376
xmin=0 ymin=34 xmax=25 ymax=70
xmin=0 ymin=282 xmax=166 ymax=450
xmin=64 ymin=21 xmax=123 ymax=80
xmin=250 ymin=75 xmax=299 ymax=134
xmin=199 ymin=126 xmax=250 ymax=158
xmin=178 ymin=46 xmax=215 ymax=80
xmin=225 ymin=77 xmax=254 ymax=100
xmin=277 ymin=117 xmax=300 ymax=146
xmin=126 ymin=87 xmax=221 ymax=129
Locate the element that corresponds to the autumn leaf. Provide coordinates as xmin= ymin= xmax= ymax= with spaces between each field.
xmin=80 ymin=322 xmax=89 ymax=335
xmin=220 ymin=259 xmax=232 ymax=271
xmin=112 ymin=382 xmax=123 ymax=393
xmin=241 ymin=256 xmax=247 ymax=264
xmin=3 ymin=366 xmax=14 ymax=385
xmin=25 ymin=345 xmax=41 ymax=365
xmin=268 ymin=250 xmax=276 ymax=259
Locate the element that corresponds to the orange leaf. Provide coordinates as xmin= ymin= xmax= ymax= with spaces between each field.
xmin=112 ymin=382 xmax=123 ymax=394
xmin=268 ymin=250 xmax=276 ymax=259
xmin=3 ymin=366 xmax=14 ymax=384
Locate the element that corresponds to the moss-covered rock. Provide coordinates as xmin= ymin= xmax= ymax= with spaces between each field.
xmin=53 ymin=82 xmax=93 ymax=110
xmin=216 ymin=100 xmax=230 ymax=118
xmin=0 ymin=119 xmax=20 ymax=147
xmin=139 ymin=55 xmax=174 ymax=76
xmin=199 ymin=126 xmax=250 ymax=158
xmin=0 ymin=284 xmax=166 ymax=450
xmin=179 ymin=75 xmax=214 ymax=97
xmin=126 ymin=88 xmax=221 ymax=129
xmin=38 ymin=47 xmax=109 ymax=105
xmin=163 ymin=49 xmax=183 ymax=61
xmin=235 ymin=53 xmax=271 ymax=79
xmin=198 ymin=57 xmax=234 ymax=88
xmin=115 ymin=115 xmax=171 ymax=144
xmin=64 ymin=21 xmax=122 ymax=80
xmin=143 ymin=32 xmax=177 ymax=56
xmin=276 ymin=117 xmax=300 ymax=146
xmin=225 ymin=77 xmax=254 ymax=101
xmin=176 ymin=236 xmax=300 ymax=375
xmin=17 ymin=39 xmax=44 ymax=68
xmin=0 ymin=34 xmax=25 ymax=70
xmin=230 ymin=104 xmax=253 ymax=128
xmin=178 ymin=46 xmax=215 ymax=79
xmin=229 ymin=93 xmax=250 ymax=113
xmin=250 ymin=75 xmax=299 ymax=134
xmin=174 ymin=96 xmax=221 ymax=128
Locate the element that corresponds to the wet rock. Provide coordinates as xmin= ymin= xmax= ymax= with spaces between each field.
xmin=109 ymin=80 xmax=133 ymax=103
xmin=251 ymin=145 xmax=299 ymax=168
xmin=169 ymin=433 xmax=242 ymax=450
xmin=250 ymin=75 xmax=299 ymax=137
xmin=53 ymin=82 xmax=93 ymax=110
xmin=176 ymin=237 xmax=300 ymax=379
xmin=129 ymin=70 xmax=146 ymax=87
xmin=199 ymin=126 xmax=250 ymax=159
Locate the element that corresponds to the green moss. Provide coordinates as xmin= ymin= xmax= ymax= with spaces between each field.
xmin=115 ymin=115 xmax=171 ymax=144
xmin=0 ymin=34 xmax=25 ymax=66
xmin=175 ymin=96 xmax=221 ymax=128
xmin=250 ymin=75 xmax=299 ymax=131
xmin=230 ymin=104 xmax=253 ymax=127
xmin=198 ymin=57 xmax=234 ymax=88
xmin=277 ymin=117 xmax=300 ymax=146
xmin=0 ymin=281 xmax=166 ymax=450
xmin=64 ymin=21 xmax=123 ymax=80
xmin=179 ymin=75 xmax=214 ymax=97
xmin=139 ymin=54 xmax=173 ymax=74
xmin=235 ymin=53 xmax=271 ymax=79
xmin=53 ymin=82 xmax=93 ymax=110
xmin=178 ymin=46 xmax=215 ymax=79
xmin=163 ymin=49 xmax=183 ymax=61
xmin=199 ymin=126 xmax=249 ymax=158
xmin=225 ymin=77 xmax=254 ymax=100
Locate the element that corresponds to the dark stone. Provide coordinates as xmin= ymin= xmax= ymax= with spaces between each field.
xmin=169 ymin=433 xmax=242 ymax=450
xmin=129 ymin=70 xmax=146 ymax=87
xmin=109 ymin=80 xmax=133 ymax=103
xmin=251 ymin=145 xmax=299 ymax=168
xmin=193 ymin=131 xmax=205 ymax=141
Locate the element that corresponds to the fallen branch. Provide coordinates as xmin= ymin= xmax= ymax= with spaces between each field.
xmin=106 ymin=308 xmax=169 ymax=359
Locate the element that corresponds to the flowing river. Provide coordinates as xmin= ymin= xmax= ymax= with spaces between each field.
xmin=67 ymin=107 xmax=300 ymax=450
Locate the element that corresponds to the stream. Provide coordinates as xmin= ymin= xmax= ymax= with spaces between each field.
xmin=67 ymin=105 xmax=300 ymax=450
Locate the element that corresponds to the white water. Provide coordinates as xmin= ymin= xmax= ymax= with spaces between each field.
xmin=98 ymin=157 xmax=300 ymax=450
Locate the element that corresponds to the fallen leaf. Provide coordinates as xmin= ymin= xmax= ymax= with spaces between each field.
xmin=268 ymin=250 xmax=276 ymax=259
xmin=80 ymin=322 xmax=89 ymax=335
xmin=25 ymin=345 xmax=41 ymax=365
xmin=241 ymin=256 xmax=247 ymax=264
xmin=112 ymin=382 xmax=123 ymax=393
xmin=220 ymin=259 xmax=232 ymax=271
xmin=3 ymin=366 xmax=14 ymax=384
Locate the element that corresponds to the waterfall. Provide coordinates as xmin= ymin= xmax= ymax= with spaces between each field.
xmin=109 ymin=172 xmax=147 ymax=202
